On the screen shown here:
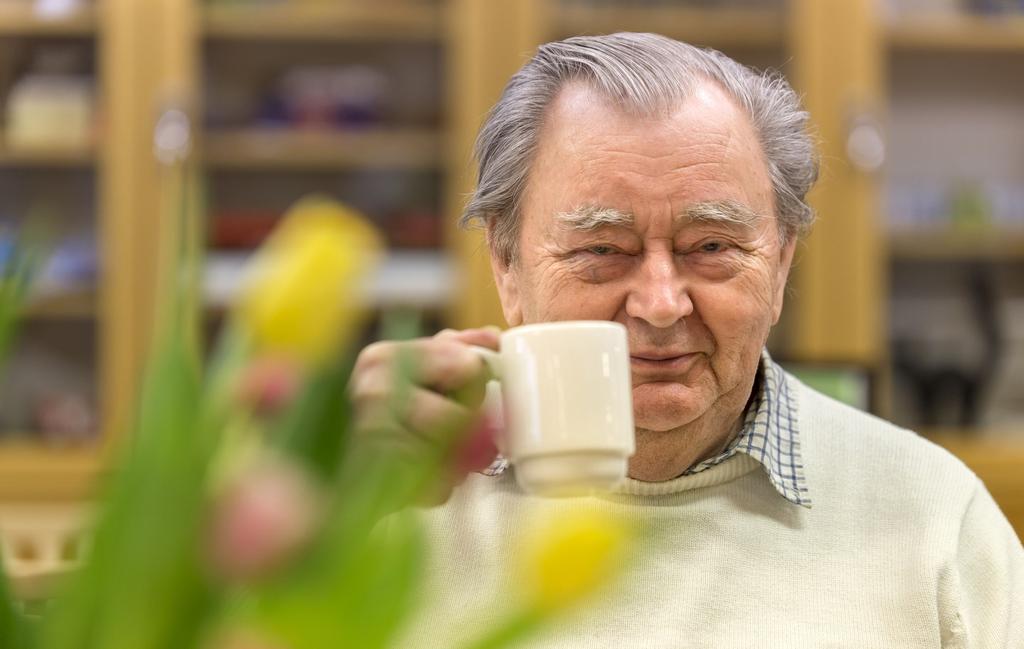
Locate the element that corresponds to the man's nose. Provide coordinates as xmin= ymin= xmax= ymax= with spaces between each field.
xmin=624 ymin=252 xmax=694 ymax=328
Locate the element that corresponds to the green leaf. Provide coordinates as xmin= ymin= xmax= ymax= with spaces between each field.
xmin=246 ymin=508 xmax=424 ymax=649
xmin=0 ymin=229 xmax=45 ymax=367
xmin=0 ymin=565 xmax=38 ymax=649
xmin=269 ymin=355 xmax=354 ymax=482
xmin=456 ymin=609 xmax=546 ymax=649
xmin=39 ymin=330 xmax=217 ymax=649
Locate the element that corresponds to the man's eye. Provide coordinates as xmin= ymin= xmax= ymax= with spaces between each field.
xmin=699 ymin=241 xmax=727 ymax=253
xmin=587 ymin=245 xmax=616 ymax=256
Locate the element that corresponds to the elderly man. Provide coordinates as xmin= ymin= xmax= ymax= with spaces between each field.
xmin=352 ymin=33 xmax=1022 ymax=646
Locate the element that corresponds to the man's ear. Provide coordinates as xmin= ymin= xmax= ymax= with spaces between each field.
xmin=771 ymin=234 xmax=798 ymax=325
xmin=487 ymin=223 xmax=523 ymax=327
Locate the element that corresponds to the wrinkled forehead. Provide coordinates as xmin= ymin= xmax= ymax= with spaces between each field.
xmin=524 ymin=82 xmax=777 ymax=236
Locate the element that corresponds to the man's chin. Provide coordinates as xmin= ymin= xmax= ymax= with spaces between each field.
xmin=631 ymin=382 xmax=705 ymax=432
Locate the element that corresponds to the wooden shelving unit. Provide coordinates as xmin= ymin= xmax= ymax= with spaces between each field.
xmin=888 ymin=14 xmax=1024 ymax=53
xmin=203 ymin=128 xmax=440 ymax=170
xmin=0 ymin=0 xmax=158 ymax=501
xmin=0 ymin=143 xmax=95 ymax=168
xmin=0 ymin=3 xmax=97 ymax=36
xmin=551 ymin=4 xmax=785 ymax=48
xmin=0 ymin=444 xmax=102 ymax=501
xmin=202 ymin=2 xmax=441 ymax=41
xmin=21 ymin=290 xmax=97 ymax=320
xmin=889 ymin=230 xmax=1024 ymax=261
xmin=0 ymin=2 xmax=104 ymax=500
xmin=880 ymin=6 xmax=1024 ymax=532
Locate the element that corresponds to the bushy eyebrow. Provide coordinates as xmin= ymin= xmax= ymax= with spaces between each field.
xmin=682 ymin=200 xmax=762 ymax=230
xmin=555 ymin=200 xmax=762 ymax=232
xmin=555 ymin=205 xmax=633 ymax=230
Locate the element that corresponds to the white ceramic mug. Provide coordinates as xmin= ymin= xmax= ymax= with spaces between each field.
xmin=473 ymin=321 xmax=635 ymax=495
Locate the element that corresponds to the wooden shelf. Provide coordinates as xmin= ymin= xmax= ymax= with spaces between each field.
xmin=21 ymin=290 xmax=96 ymax=320
xmin=552 ymin=4 xmax=785 ymax=49
xmin=0 ymin=443 xmax=102 ymax=501
xmin=921 ymin=427 xmax=1024 ymax=439
xmin=0 ymin=142 xmax=95 ymax=168
xmin=924 ymin=431 xmax=1024 ymax=538
xmin=888 ymin=14 xmax=1024 ymax=53
xmin=203 ymin=127 xmax=440 ymax=170
xmin=202 ymin=2 xmax=441 ymax=42
xmin=0 ymin=3 xmax=96 ymax=37
xmin=888 ymin=230 xmax=1024 ymax=261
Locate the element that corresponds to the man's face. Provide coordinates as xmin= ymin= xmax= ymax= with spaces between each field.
xmin=492 ymin=80 xmax=796 ymax=436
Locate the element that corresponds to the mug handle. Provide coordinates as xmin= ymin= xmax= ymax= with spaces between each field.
xmin=469 ymin=345 xmax=506 ymax=458
xmin=469 ymin=345 xmax=503 ymax=381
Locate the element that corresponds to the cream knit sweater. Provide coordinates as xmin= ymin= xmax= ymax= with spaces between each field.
xmin=397 ymin=379 xmax=1024 ymax=648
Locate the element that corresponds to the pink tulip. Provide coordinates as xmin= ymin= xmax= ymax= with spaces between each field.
xmin=235 ymin=356 xmax=303 ymax=416
xmin=207 ymin=458 xmax=320 ymax=582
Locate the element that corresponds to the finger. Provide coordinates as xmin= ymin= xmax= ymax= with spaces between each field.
xmin=356 ymin=381 xmax=474 ymax=444
xmin=398 ymin=387 xmax=476 ymax=447
xmin=394 ymin=339 xmax=489 ymax=394
xmin=354 ymin=338 xmax=486 ymax=394
xmin=435 ymin=326 xmax=501 ymax=351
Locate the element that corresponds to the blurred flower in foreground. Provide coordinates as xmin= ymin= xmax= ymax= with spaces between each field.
xmin=234 ymin=356 xmax=303 ymax=417
xmin=458 ymin=508 xmax=634 ymax=649
xmin=207 ymin=455 xmax=322 ymax=582
xmin=521 ymin=508 xmax=631 ymax=613
xmin=234 ymin=196 xmax=382 ymax=366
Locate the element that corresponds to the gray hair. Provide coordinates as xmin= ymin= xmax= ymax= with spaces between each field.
xmin=460 ymin=32 xmax=819 ymax=266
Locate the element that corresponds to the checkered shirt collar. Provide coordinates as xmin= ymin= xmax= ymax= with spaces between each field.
xmin=683 ymin=350 xmax=812 ymax=508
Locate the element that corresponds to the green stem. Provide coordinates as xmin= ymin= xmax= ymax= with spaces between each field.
xmin=457 ymin=608 xmax=547 ymax=649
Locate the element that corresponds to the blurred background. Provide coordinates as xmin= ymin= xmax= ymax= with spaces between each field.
xmin=0 ymin=0 xmax=1020 ymax=544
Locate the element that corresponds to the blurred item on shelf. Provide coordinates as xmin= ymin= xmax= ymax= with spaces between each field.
xmin=784 ymin=364 xmax=871 ymax=411
xmin=883 ymin=0 xmax=967 ymax=17
xmin=31 ymin=0 xmax=89 ymax=19
xmin=32 ymin=390 xmax=94 ymax=446
xmin=558 ymin=0 xmax=782 ymax=8
xmin=0 ymin=319 xmax=96 ymax=445
xmin=884 ymin=0 xmax=1024 ymax=17
xmin=34 ymin=234 xmax=97 ymax=292
xmin=890 ymin=266 xmax=1003 ymax=429
xmin=209 ymin=210 xmax=279 ymax=249
xmin=984 ymin=298 xmax=1024 ymax=429
xmin=0 ymin=226 xmax=96 ymax=318
xmin=964 ymin=0 xmax=1024 ymax=14
xmin=274 ymin=64 xmax=387 ymax=129
xmin=384 ymin=209 xmax=441 ymax=248
xmin=4 ymin=74 xmax=94 ymax=149
xmin=0 ymin=0 xmax=92 ymax=30
xmin=210 ymin=207 xmax=441 ymax=250
xmin=0 ymin=502 xmax=90 ymax=602
xmin=887 ymin=179 xmax=1024 ymax=233
xmin=207 ymin=64 xmax=391 ymax=130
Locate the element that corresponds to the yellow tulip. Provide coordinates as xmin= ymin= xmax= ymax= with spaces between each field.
xmin=234 ymin=196 xmax=382 ymax=366
xmin=520 ymin=508 xmax=631 ymax=613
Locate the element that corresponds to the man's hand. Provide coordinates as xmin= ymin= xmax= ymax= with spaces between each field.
xmin=348 ymin=327 xmax=501 ymax=504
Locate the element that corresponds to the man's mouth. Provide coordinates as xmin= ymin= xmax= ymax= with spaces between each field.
xmin=629 ymin=352 xmax=701 ymax=374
